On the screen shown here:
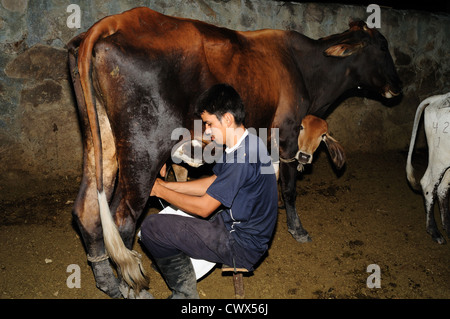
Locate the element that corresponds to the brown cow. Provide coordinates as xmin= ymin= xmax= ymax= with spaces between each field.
xmin=293 ymin=114 xmax=345 ymax=172
xmin=68 ymin=7 xmax=401 ymax=297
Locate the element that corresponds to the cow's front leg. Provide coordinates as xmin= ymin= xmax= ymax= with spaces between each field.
xmin=280 ymin=160 xmax=311 ymax=243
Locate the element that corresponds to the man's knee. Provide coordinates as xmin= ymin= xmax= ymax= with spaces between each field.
xmin=140 ymin=214 xmax=180 ymax=258
xmin=141 ymin=214 xmax=163 ymax=240
xmin=140 ymin=215 xmax=182 ymax=246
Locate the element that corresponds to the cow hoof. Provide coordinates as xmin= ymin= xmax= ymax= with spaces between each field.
xmin=96 ymin=281 xmax=122 ymax=298
xmin=138 ymin=290 xmax=155 ymax=299
xmin=288 ymin=229 xmax=312 ymax=243
xmin=91 ymin=260 xmax=122 ymax=298
xmin=95 ymin=282 xmax=121 ymax=298
xmin=119 ymin=282 xmax=154 ymax=299
xmin=428 ymin=228 xmax=446 ymax=244
xmin=100 ymin=286 xmax=122 ymax=298
xmin=432 ymin=235 xmax=447 ymax=245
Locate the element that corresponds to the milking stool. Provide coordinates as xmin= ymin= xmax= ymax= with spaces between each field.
xmin=221 ymin=264 xmax=251 ymax=299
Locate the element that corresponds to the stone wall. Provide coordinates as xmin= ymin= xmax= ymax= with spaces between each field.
xmin=1 ymin=0 xmax=449 ymax=199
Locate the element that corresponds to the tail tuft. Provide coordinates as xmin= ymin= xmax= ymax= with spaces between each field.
xmin=97 ymin=191 xmax=149 ymax=292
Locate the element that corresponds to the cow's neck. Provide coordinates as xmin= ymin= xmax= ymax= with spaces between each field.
xmin=291 ymin=33 xmax=360 ymax=117
xmin=310 ymin=63 xmax=356 ymax=117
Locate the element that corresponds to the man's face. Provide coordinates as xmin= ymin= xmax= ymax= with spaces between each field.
xmin=201 ymin=111 xmax=227 ymax=146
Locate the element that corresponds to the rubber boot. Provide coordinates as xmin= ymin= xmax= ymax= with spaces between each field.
xmin=154 ymin=253 xmax=199 ymax=299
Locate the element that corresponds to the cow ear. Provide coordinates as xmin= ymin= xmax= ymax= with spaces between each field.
xmin=349 ymin=20 xmax=367 ymax=31
xmin=349 ymin=20 xmax=375 ymax=36
xmin=323 ymin=42 xmax=365 ymax=57
xmin=323 ymin=134 xmax=346 ymax=170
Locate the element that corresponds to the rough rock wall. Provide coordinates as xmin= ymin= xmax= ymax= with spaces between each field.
xmin=0 ymin=0 xmax=449 ymax=199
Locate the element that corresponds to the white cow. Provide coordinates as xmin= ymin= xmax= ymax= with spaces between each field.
xmin=406 ymin=92 xmax=450 ymax=244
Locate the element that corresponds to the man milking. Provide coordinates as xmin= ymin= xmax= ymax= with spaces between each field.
xmin=140 ymin=84 xmax=278 ymax=298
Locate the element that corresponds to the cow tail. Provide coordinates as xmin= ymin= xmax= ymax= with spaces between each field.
xmin=77 ymin=20 xmax=149 ymax=293
xmin=406 ymin=96 xmax=435 ymax=191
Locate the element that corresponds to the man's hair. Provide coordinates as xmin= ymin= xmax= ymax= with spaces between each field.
xmin=195 ymin=83 xmax=246 ymax=125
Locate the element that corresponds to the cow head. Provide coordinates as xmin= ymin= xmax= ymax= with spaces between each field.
xmin=297 ymin=115 xmax=345 ymax=170
xmin=323 ymin=21 xmax=402 ymax=99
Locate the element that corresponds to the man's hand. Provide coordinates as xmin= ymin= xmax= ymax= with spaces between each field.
xmin=149 ymin=175 xmax=221 ymax=218
xmin=159 ymin=164 xmax=166 ymax=177
xmin=150 ymin=178 xmax=165 ymax=197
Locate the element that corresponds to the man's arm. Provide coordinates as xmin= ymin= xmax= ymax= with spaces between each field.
xmin=158 ymin=174 xmax=216 ymax=196
xmin=151 ymin=178 xmax=221 ymax=218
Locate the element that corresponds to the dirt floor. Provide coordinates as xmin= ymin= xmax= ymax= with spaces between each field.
xmin=1 ymin=150 xmax=449 ymax=299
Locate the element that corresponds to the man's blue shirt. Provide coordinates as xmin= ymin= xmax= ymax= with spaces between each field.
xmin=206 ymin=131 xmax=278 ymax=265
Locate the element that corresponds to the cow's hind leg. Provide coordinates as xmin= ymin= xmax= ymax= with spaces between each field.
xmin=106 ymin=182 xmax=153 ymax=298
xmin=280 ymin=161 xmax=311 ymax=243
xmin=421 ymin=168 xmax=445 ymax=244
xmin=72 ymin=101 xmax=121 ymax=297
xmin=109 ymin=138 xmax=173 ymax=298
xmin=73 ymin=178 xmax=121 ymax=298
xmin=437 ymin=169 xmax=450 ymax=242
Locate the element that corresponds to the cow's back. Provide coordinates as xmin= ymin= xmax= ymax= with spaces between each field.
xmin=423 ymin=95 xmax=450 ymax=163
xmin=92 ymin=7 xmax=300 ymax=131
xmin=201 ymin=28 xmax=299 ymax=128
